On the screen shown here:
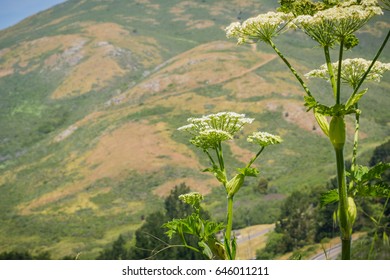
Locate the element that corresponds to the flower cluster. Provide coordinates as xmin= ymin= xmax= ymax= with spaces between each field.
xmin=293 ymin=1 xmax=382 ymax=46
xmin=178 ymin=112 xmax=254 ymax=150
xmin=225 ymin=12 xmax=294 ymax=44
xmin=179 ymin=192 xmax=204 ymax=208
xmin=247 ymin=131 xmax=283 ymax=147
xmin=305 ymin=58 xmax=390 ymax=88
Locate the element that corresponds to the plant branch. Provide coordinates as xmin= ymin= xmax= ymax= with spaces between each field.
xmin=246 ymin=146 xmax=265 ymax=168
xmin=336 ymin=38 xmax=344 ymax=105
xmin=324 ymin=46 xmax=337 ymax=99
xmin=268 ymin=40 xmax=313 ymax=98
xmin=353 ymin=30 xmax=390 ymax=98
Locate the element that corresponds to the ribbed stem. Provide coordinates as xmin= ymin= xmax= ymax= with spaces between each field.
xmin=336 ymin=38 xmax=344 ymax=105
xmin=269 ymin=40 xmax=313 ymax=98
xmin=335 ymin=147 xmax=351 ymax=260
xmin=324 ymin=46 xmax=337 ymax=99
xmin=225 ymin=196 xmax=234 ymax=259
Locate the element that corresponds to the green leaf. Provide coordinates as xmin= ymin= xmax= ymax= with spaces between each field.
xmin=356 ymin=182 xmax=390 ymax=198
xmin=383 ymin=232 xmax=389 ymax=247
xmin=231 ymin=237 xmax=237 ymax=260
xmin=345 ymin=89 xmax=368 ymax=110
xmin=198 ymin=241 xmax=213 ymax=259
xmin=303 ymin=95 xmax=318 ymax=111
xmin=224 ymin=236 xmax=234 ymax=260
xmin=237 ymin=167 xmax=259 ymax=177
xmin=320 ymin=189 xmax=339 ymax=206
xmin=361 ymin=162 xmax=390 ymax=183
xmin=227 ymin=174 xmax=245 ymax=197
xmin=314 ymin=110 xmax=329 ymax=136
xmin=203 ymin=166 xmax=227 ymax=185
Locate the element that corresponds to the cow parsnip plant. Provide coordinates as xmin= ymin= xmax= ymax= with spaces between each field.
xmin=226 ymin=0 xmax=390 ymax=259
xmin=163 ymin=112 xmax=282 ymax=259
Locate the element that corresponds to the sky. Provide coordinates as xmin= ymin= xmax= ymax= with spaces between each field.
xmin=0 ymin=0 xmax=67 ymax=30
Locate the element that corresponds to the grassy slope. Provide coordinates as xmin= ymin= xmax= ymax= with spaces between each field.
xmin=0 ymin=0 xmax=389 ymax=258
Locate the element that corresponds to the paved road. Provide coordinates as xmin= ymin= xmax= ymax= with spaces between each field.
xmin=236 ymin=227 xmax=274 ymax=244
xmin=311 ymin=243 xmax=342 ymax=260
xmin=310 ymin=236 xmax=360 ymax=260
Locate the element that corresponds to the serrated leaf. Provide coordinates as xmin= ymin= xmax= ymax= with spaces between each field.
xmin=356 ymin=182 xmax=390 ymax=198
xmin=361 ymin=162 xmax=390 ymax=183
xmin=345 ymin=88 xmax=368 ymax=110
xmin=314 ymin=110 xmax=329 ymax=136
xmin=237 ymin=167 xmax=259 ymax=177
xmin=199 ymin=241 xmax=214 ymax=259
xmin=320 ymin=189 xmax=339 ymax=206
xmin=303 ymin=95 xmax=318 ymax=111
xmin=202 ymin=166 xmax=227 ymax=184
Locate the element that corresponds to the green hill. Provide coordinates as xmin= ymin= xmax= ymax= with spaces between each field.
xmin=0 ymin=0 xmax=389 ymax=259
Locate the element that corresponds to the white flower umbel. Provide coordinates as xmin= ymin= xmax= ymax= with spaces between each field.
xmin=178 ymin=112 xmax=254 ymax=149
xmin=247 ymin=131 xmax=283 ymax=147
xmin=294 ymin=2 xmax=383 ymax=45
xmin=306 ymin=58 xmax=390 ymax=88
xmin=225 ymin=11 xmax=294 ymax=44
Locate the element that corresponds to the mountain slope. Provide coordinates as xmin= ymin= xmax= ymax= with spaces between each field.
xmin=0 ymin=0 xmax=389 ymax=258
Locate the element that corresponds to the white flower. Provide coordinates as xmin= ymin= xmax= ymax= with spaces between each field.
xmin=225 ymin=12 xmax=294 ymax=44
xmin=247 ymin=131 xmax=283 ymax=147
xmin=179 ymin=112 xmax=254 ymax=150
xmin=306 ymin=58 xmax=390 ymax=88
xmin=293 ymin=2 xmax=382 ymax=45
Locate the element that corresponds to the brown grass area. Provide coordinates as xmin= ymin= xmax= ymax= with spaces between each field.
xmin=50 ymin=22 xmax=163 ymax=99
xmin=153 ymin=177 xmax=220 ymax=197
xmin=18 ymin=120 xmax=200 ymax=214
xmin=0 ymin=34 xmax=83 ymax=78
xmin=186 ymin=20 xmax=215 ymax=30
xmin=121 ymin=41 xmax=276 ymax=104
xmin=85 ymin=120 xmax=200 ymax=176
xmin=228 ymin=141 xmax=254 ymax=165
xmin=40 ymin=15 xmax=72 ymax=28
xmin=51 ymin=45 xmax=125 ymax=98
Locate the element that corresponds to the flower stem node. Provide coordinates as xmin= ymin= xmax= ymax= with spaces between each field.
xmin=329 ymin=115 xmax=346 ymax=150
xmin=227 ymin=174 xmax=245 ymax=198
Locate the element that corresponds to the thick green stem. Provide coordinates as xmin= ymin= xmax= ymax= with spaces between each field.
xmin=226 ymin=196 xmax=234 ymax=242
xmin=269 ymin=40 xmax=313 ymax=98
xmin=336 ymin=38 xmax=344 ymax=105
xmin=324 ymin=46 xmax=337 ymax=99
xmin=335 ymin=147 xmax=351 ymax=260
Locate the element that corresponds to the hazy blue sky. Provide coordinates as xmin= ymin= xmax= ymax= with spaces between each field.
xmin=0 ymin=0 xmax=67 ymax=30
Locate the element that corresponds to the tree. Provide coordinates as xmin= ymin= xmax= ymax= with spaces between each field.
xmin=97 ymin=235 xmax=129 ymax=260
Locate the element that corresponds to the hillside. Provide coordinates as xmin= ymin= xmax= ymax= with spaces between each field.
xmin=0 ymin=0 xmax=389 ymax=259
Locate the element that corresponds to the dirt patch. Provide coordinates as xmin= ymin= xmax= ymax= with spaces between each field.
xmin=51 ymin=43 xmax=125 ymax=98
xmin=0 ymin=34 xmax=84 ymax=77
xmin=186 ymin=20 xmax=215 ymax=30
xmin=120 ymin=41 xmax=276 ymax=104
xmin=85 ymin=120 xmax=200 ymax=177
xmin=228 ymin=141 xmax=254 ymax=165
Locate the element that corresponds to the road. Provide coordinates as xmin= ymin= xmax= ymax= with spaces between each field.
xmin=310 ymin=235 xmax=361 ymax=260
